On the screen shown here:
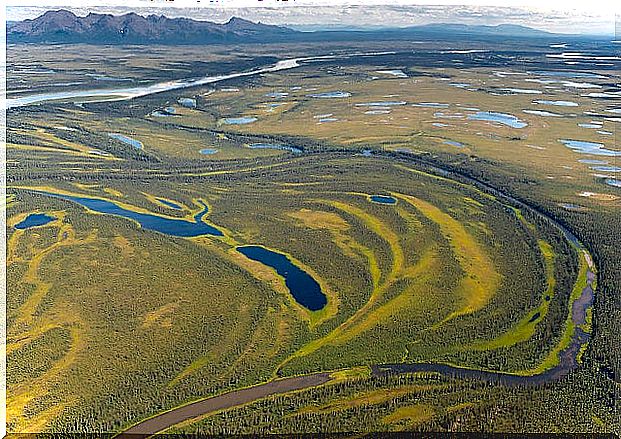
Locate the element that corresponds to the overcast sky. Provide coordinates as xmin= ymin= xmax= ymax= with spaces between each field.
xmin=6 ymin=0 xmax=619 ymax=36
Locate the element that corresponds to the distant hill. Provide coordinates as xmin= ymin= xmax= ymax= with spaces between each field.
xmin=405 ymin=23 xmax=553 ymax=37
xmin=7 ymin=10 xmax=558 ymax=45
xmin=6 ymin=10 xmax=297 ymax=44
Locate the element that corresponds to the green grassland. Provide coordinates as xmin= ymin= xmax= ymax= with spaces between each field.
xmin=6 ymin=39 xmax=619 ymax=434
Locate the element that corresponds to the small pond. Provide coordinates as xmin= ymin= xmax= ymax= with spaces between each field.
xmin=559 ymin=139 xmax=621 ymax=156
xmin=369 ymin=195 xmax=397 ymax=204
xmin=467 ymin=111 xmax=527 ymax=128
xmin=376 ymin=69 xmax=408 ymax=78
xmin=178 ymin=98 xmax=196 ymax=108
xmin=523 ymin=109 xmax=563 ymax=117
xmin=223 ymin=117 xmax=257 ymax=125
xmin=15 ymin=213 xmax=55 ymax=229
xmin=356 ymin=101 xmax=407 ymax=107
xmin=534 ymin=100 xmax=579 ymax=107
xmin=443 ymin=140 xmax=465 ymax=148
xmin=108 ymin=133 xmax=143 ymax=149
xmin=308 ymin=91 xmax=351 ymax=98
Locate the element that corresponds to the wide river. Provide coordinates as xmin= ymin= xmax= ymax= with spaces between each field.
xmin=6 ymin=52 xmax=394 ymax=109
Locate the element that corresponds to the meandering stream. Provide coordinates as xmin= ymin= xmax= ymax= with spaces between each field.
xmin=113 ymin=152 xmax=597 ymax=436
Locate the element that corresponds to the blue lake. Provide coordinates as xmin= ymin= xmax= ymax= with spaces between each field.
xmin=223 ymin=117 xmax=258 ymax=125
xmin=413 ymin=102 xmax=449 ymax=108
xmin=579 ymin=159 xmax=608 ymax=165
xmin=500 ymin=88 xmax=542 ymax=95
xmin=199 ymin=148 xmax=218 ymax=155
xmin=530 ymin=70 xmax=604 ymax=79
xmin=523 ymin=109 xmax=563 ymax=117
xmin=534 ymin=100 xmax=579 ymax=107
xmin=308 ymin=91 xmax=351 ymax=98
xmin=356 ymin=101 xmax=407 ymax=107
xmin=559 ymin=140 xmax=621 ymax=156
xmin=248 ymin=143 xmax=302 ymax=153
xmin=364 ymin=110 xmax=391 ymax=115
xmin=467 ymin=111 xmax=527 ymax=128
xmin=15 ymin=213 xmax=55 ymax=229
xmin=376 ymin=69 xmax=408 ymax=78
xmin=155 ymin=198 xmax=183 ymax=210
xmin=369 ymin=195 xmax=397 ymax=204
xmin=443 ymin=140 xmax=465 ymax=148
xmin=34 ymin=192 xmax=223 ymax=237
xmin=237 ymin=245 xmax=327 ymax=311
xmin=108 ymin=133 xmax=143 ymax=149
xmin=592 ymin=166 xmax=621 ymax=172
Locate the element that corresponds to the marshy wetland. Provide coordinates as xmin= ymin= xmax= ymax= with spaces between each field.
xmin=6 ymin=35 xmax=620 ymax=435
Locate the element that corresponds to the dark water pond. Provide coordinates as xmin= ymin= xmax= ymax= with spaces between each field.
xmin=237 ymin=245 xmax=327 ymax=311
xmin=35 ymin=192 xmax=222 ymax=237
xmin=370 ymin=195 xmax=397 ymax=204
xmin=15 ymin=213 xmax=55 ymax=229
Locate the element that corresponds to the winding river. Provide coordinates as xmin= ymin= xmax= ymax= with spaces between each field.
xmin=6 ymin=51 xmax=394 ymax=109
xmin=113 ymin=152 xmax=597 ymax=436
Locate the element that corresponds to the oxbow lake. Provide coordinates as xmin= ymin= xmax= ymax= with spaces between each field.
xmin=237 ymin=245 xmax=327 ymax=311
xmin=33 ymin=192 xmax=223 ymax=237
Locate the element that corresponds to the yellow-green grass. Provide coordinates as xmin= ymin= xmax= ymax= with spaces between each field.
xmin=7 ymin=218 xmax=91 ymax=431
xmin=276 ymin=198 xmax=407 ymax=366
xmin=468 ymin=239 xmax=556 ymax=351
xmin=297 ymin=385 xmax=442 ymax=417
xmin=287 ymin=208 xmax=381 ymax=288
xmin=396 ymin=193 xmax=501 ymax=323
xmin=309 ymin=247 xmax=437 ymax=347
xmin=383 ymin=404 xmax=435 ymax=427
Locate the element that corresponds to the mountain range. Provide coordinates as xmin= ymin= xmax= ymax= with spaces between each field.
xmin=7 ymin=10 xmax=559 ymax=45
xmin=7 ymin=10 xmax=296 ymax=44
